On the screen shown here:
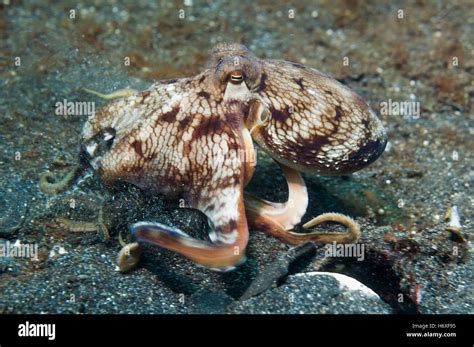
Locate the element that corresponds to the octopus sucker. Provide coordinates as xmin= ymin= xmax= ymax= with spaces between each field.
xmin=78 ymin=43 xmax=387 ymax=272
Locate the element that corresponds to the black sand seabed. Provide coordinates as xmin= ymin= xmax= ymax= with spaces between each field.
xmin=0 ymin=1 xmax=472 ymax=314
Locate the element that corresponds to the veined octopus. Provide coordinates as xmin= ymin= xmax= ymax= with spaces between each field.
xmin=78 ymin=43 xmax=387 ymax=272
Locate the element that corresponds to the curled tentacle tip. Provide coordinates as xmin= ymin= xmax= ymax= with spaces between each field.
xmin=301 ymin=212 xmax=361 ymax=244
xmin=39 ymin=164 xmax=84 ymax=195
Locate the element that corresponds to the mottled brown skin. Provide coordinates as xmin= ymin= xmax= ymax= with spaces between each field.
xmin=81 ymin=43 xmax=387 ymax=271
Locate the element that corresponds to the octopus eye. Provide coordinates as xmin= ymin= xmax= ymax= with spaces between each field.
xmin=80 ymin=128 xmax=116 ymax=166
xmin=230 ymin=71 xmax=243 ymax=84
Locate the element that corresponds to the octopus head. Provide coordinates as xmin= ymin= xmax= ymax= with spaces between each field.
xmin=209 ymin=43 xmax=263 ymax=94
xmin=79 ymin=104 xmax=122 ymax=176
xmin=80 ymin=127 xmax=116 ymax=172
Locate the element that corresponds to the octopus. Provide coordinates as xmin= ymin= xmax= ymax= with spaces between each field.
xmin=78 ymin=43 xmax=387 ymax=272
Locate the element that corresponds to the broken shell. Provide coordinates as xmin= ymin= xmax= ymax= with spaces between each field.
xmin=117 ymin=242 xmax=141 ymax=272
xmin=445 ymin=205 xmax=466 ymax=243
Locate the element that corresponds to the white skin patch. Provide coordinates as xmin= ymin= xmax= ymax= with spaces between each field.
xmin=209 ymin=230 xmax=238 ymax=244
xmin=224 ymin=82 xmax=251 ymax=101
xmin=103 ymin=131 xmax=114 ymax=141
xmin=138 ymin=126 xmax=153 ymax=141
xmin=182 ymin=131 xmax=191 ymax=142
xmin=325 ymin=147 xmax=346 ymax=160
xmin=169 ymin=92 xmax=183 ymax=105
xmin=86 ymin=142 xmax=98 ymax=156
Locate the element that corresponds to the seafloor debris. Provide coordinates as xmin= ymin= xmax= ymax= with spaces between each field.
xmin=54 ymin=217 xmax=96 ymax=233
xmin=239 ymin=242 xmax=316 ymax=300
xmin=51 ymin=206 xmax=110 ymax=242
xmin=444 ymin=206 xmax=467 ymax=243
xmin=229 ymin=271 xmax=391 ymax=314
xmin=117 ymin=242 xmax=141 ymax=273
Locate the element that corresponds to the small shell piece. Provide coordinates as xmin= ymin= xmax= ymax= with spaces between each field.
xmin=117 ymin=242 xmax=141 ymax=272
xmin=445 ymin=206 xmax=466 ymax=243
